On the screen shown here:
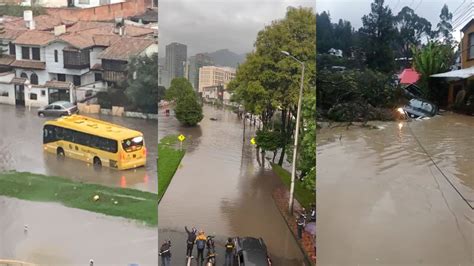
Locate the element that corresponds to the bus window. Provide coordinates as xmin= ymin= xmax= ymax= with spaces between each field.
xmin=43 ymin=125 xmax=56 ymax=143
xmin=122 ymin=136 xmax=143 ymax=152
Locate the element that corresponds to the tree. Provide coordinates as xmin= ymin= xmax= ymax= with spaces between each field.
xmin=230 ymin=7 xmax=316 ymax=165
xmin=333 ymin=19 xmax=354 ymax=56
xmin=435 ymin=4 xmax=454 ymax=45
xmin=359 ymin=0 xmax=397 ymax=73
xmin=316 ymin=11 xmax=334 ymax=54
xmin=412 ymin=41 xmax=454 ymax=99
xmin=125 ymin=54 xmax=159 ymax=113
xmin=165 ymin=77 xmax=195 ymax=101
xmin=175 ymin=94 xmax=203 ymax=126
xmin=395 ymin=6 xmax=432 ymax=59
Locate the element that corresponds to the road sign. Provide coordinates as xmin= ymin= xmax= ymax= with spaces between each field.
xmin=178 ymin=134 xmax=186 ymax=142
xmin=250 ymin=137 xmax=256 ymax=145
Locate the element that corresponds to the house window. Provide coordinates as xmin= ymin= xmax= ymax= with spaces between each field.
xmin=54 ymin=50 xmax=58 ymax=62
xmin=73 ymin=75 xmax=81 ymax=86
xmin=41 ymin=90 xmax=46 ymax=96
xmin=30 ymin=93 xmax=37 ymax=100
xmin=94 ymin=72 xmax=102 ymax=81
xmin=9 ymin=42 xmax=15 ymax=56
xmin=32 ymin=47 xmax=40 ymax=60
xmin=30 ymin=73 xmax=38 ymax=85
xmin=20 ymin=72 xmax=28 ymax=79
xmin=1 ymin=90 xmax=8 ymax=97
xmin=57 ymin=74 xmax=66 ymax=82
xmin=469 ymin=33 xmax=474 ymax=60
xmin=21 ymin=47 xmax=30 ymax=60
xmin=79 ymin=0 xmax=90 ymax=4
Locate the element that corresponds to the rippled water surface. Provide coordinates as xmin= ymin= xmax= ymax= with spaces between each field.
xmin=317 ymin=114 xmax=473 ymax=265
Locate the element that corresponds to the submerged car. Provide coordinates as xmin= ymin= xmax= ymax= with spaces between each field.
xmin=234 ymin=237 xmax=272 ymax=266
xmin=400 ymin=98 xmax=438 ymax=118
xmin=38 ymin=101 xmax=78 ymax=117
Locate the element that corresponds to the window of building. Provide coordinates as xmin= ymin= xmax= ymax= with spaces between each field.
xmin=21 ymin=47 xmax=30 ymax=60
xmin=0 ymin=90 xmax=8 ymax=97
xmin=54 ymin=50 xmax=58 ymax=62
xmin=30 ymin=73 xmax=38 ymax=85
xmin=79 ymin=0 xmax=90 ymax=4
xmin=57 ymin=74 xmax=66 ymax=82
xmin=41 ymin=90 xmax=46 ymax=96
xmin=94 ymin=72 xmax=102 ymax=82
xmin=73 ymin=75 xmax=81 ymax=86
xmin=9 ymin=42 xmax=15 ymax=56
xmin=30 ymin=93 xmax=37 ymax=100
xmin=20 ymin=72 xmax=28 ymax=79
xmin=469 ymin=33 xmax=474 ymax=60
xmin=32 ymin=47 xmax=40 ymax=60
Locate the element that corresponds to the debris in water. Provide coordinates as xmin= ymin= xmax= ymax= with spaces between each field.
xmin=114 ymin=201 xmax=118 ymax=205
xmin=93 ymin=195 xmax=100 ymax=201
xmin=24 ymin=224 xmax=28 ymax=233
xmin=89 ymin=259 xmax=94 ymax=266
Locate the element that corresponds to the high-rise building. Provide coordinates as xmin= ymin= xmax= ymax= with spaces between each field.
xmin=198 ymin=66 xmax=236 ymax=92
xmin=165 ymin=42 xmax=187 ymax=81
xmin=188 ymin=53 xmax=214 ymax=91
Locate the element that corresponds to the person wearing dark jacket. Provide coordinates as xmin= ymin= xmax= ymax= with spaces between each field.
xmin=159 ymin=240 xmax=171 ymax=266
xmin=224 ymin=237 xmax=235 ymax=266
xmin=185 ymin=226 xmax=197 ymax=257
xmin=297 ymin=213 xmax=306 ymax=240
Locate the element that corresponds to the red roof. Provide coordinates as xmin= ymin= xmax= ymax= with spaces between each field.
xmin=399 ymin=68 xmax=420 ymax=84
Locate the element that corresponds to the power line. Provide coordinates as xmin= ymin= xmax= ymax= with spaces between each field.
xmin=414 ymin=0 xmax=423 ymax=11
xmin=452 ymin=4 xmax=473 ymax=29
xmin=453 ymin=0 xmax=468 ymax=15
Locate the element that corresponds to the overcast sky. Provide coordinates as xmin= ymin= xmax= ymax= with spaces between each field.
xmin=317 ymin=0 xmax=472 ymax=40
xmin=158 ymin=0 xmax=315 ymax=57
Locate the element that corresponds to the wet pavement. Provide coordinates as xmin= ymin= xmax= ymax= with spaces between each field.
xmin=0 ymin=196 xmax=158 ymax=265
xmin=316 ymin=113 xmax=474 ymax=265
xmin=158 ymin=105 xmax=306 ymax=265
xmin=0 ymin=104 xmax=157 ymax=193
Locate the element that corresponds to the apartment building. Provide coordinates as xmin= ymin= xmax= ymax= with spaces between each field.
xmin=198 ymin=65 xmax=236 ymax=92
xmin=0 ymin=11 xmax=157 ymax=107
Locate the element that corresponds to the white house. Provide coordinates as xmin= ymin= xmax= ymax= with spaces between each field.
xmin=0 ymin=72 xmax=17 ymax=105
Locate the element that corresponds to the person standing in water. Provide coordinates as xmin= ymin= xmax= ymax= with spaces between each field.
xmin=185 ymin=226 xmax=197 ymax=257
xmin=195 ymin=230 xmax=207 ymax=264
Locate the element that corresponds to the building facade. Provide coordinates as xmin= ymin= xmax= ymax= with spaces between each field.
xmin=165 ymin=42 xmax=187 ymax=82
xmin=188 ymin=53 xmax=213 ymax=91
xmin=198 ymin=65 xmax=235 ymax=92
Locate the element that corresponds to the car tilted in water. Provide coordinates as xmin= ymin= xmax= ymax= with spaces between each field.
xmin=400 ymin=98 xmax=438 ymax=119
xmin=234 ymin=237 xmax=272 ymax=266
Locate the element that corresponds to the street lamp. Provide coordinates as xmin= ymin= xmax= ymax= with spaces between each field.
xmin=281 ymin=50 xmax=305 ymax=214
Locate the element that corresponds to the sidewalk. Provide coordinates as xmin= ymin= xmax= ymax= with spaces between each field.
xmin=273 ymin=187 xmax=316 ymax=265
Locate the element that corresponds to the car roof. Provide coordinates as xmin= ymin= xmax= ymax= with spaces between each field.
xmin=236 ymin=237 xmax=269 ymax=265
xmin=50 ymin=101 xmax=72 ymax=106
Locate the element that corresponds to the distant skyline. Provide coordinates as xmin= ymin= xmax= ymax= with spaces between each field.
xmin=158 ymin=0 xmax=315 ymax=57
xmin=317 ymin=0 xmax=471 ymax=41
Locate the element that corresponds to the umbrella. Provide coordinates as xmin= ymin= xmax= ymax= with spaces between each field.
xmin=305 ymin=222 xmax=316 ymax=235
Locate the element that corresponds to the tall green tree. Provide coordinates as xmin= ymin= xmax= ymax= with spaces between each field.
xmin=412 ymin=41 xmax=454 ymax=99
xmin=175 ymin=94 xmax=203 ymax=126
xmin=125 ymin=54 xmax=159 ymax=113
xmin=333 ymin=19 xmax=354 ymax=56
xmin=435 ymin=4 xmax=454 ymax=45
xmin=359 ymin=0 xmax=397 ymax=73
xmin=316 ymin=11 xmax=334 ymax=54
xmin=229 ymin=7 xmax=316 ymax=165
xmin=395 ymin=6 xmax=432 ymax=59
xmin=165 ymin=77 xmax=195 ymax=101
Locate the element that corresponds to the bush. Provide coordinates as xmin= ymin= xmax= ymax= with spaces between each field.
xmin=175 ymin=94 xmax=203 ymax=126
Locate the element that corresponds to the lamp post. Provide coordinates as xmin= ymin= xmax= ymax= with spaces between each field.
xmin=281 ymin=50 xmax=305 ymax=214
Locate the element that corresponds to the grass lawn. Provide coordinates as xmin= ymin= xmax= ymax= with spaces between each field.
xmin=0 ymin=171 xmax=157 ymax=226
xmin=158 ymin=135 xmax=186 ymax=202
xmin=271 ymin=163 xmax=315 ymax=209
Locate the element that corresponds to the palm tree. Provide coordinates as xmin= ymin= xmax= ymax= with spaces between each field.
xmin=412 ymin=41 xmax=454 ymax=98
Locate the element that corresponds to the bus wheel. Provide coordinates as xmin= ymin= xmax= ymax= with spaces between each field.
xmin=93 ymin=157 xmax=102 ymax=167
xmin=57 ymin=148 xmax=65 ymax=157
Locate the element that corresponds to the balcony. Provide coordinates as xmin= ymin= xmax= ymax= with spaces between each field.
xmin=63 ymin=48 xmax=90 ymax=70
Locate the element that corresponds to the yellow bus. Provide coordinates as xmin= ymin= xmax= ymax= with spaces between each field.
xmin=43 ymin=115 xmax=146 ymax=170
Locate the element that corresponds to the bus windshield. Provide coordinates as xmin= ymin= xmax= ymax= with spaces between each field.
xmin=122 ymin=136 xmax=144 ymax=152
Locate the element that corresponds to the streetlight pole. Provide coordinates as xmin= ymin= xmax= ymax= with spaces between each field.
xmin=281 ymin=51 xmax=305 ymax=214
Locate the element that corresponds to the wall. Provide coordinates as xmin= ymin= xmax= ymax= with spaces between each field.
xmin=16 ymin=69 xmax=49 ymax=85
xmin=37 ymin=0 xmax=68 ymax=7
xmin=461 ymin=22 xmax=474 ymax=69
xmin=45 ymin=42 xmax=90 ymax=76
xmin=74 ymin=0 xmax=124 ymax=8
xmin=46 ymin=0 xmax=148 ymax=21
xmin=24 ymin=86 xmax=48 ymax=107
xmin=0 ymin=83 xmax=16 ymax=105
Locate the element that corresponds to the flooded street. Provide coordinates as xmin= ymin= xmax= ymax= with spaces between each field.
xmin=0 ymin=104 xmax=157 ymax=193
xmin=0 ymin=196 xmax=157 ymax=265
xmin=317 ymin=113 xmax=474 ymax=265
xmin=158 ymin=105 xmax=305 ymax=265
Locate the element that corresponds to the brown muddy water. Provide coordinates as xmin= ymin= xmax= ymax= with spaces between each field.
xmin=0 ymin=196 xmax=158 ymax=265
xmin=0 ymin=104 xmax=157 ymax=193
xmin=158 ymin=105 xmax=306 ymax=265
xmin=317 ymin=113 xmax=474 ymax=265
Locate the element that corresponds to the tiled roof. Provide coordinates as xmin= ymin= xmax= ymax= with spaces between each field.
xmin=0 ymin=28 xmax=26 ymax=40
xmin=131 ymin=9 xmax=158 ymax=23
xmin=11 ymin=77 xmax=27 ymax=85
xmin=123 ymin=25 xmax=155 ymax=37
xmin=14 ymin=31 xmax=55 ymax=46
xmin=66 ymin=21 xmax=111 ymax=33
xmin=59 ymin=33 xmax=95 ymax=49
xmin=11 ymin=60 xmax=46 ymax=70
xmin=0 ymin=55 xmax=15 ymax=66
xmin=45 ymin=80 xmax=73 ymax=89
xmin=3 ymin=15 xmax=74 ymax=31
xmin=98 ymin=38 xmax=155 ymax=61
xmin=92 ymin=34 xmax=121 ymax=47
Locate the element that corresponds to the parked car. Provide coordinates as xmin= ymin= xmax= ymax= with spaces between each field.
xmin=234 ymin=237 xmax=272 ymax=266
xmin=400 ymin=98 xmax=438 ymax=118
xmin=38 ymin=101 xmax=78 ymax=117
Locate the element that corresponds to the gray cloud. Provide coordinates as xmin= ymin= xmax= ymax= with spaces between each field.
xmin=158 ymin=0 xmax=315 ymax=56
